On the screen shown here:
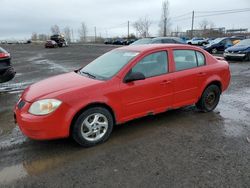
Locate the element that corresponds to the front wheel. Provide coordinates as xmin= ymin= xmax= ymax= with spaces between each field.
xmin=196 ymin=85 xmax=221 ymax=112
xmin=211 ymin=48 xmax=218 ymax=54
xmin=243 ymin=53 xmax=250 ymax=61
xmin=72 ymin=107 xmax=114 ymax=147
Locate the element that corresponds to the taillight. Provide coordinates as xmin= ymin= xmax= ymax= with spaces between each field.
xmin=0 ymin=52 xmax=10 ymax=58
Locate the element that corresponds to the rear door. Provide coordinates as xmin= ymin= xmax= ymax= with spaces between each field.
xmin=172 ymin=49 xmax=201 ymax=107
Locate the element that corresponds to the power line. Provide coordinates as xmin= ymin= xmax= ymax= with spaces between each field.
xmin=196 ymin=8 xmax=250 ymax=14
xmin=195 ymin=9 xmax=250 ymax=18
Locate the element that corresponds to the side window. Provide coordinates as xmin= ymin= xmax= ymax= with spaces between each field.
xmin=196 ymin=51 xmax=205 ymax=66
xmin=131 ymin=51 xmax=168 ymax=78
xmin=173 ymin=50 xmax=197 ymax=71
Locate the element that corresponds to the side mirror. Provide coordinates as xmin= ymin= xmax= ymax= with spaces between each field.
xmin=124 ymin=71 xmax=145 ymax=83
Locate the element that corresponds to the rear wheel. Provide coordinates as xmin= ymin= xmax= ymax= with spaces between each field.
xmin=72 ymin=107 xmax=114 ymax=147
xmin=196 ymin=85 xmax=221 ymax=112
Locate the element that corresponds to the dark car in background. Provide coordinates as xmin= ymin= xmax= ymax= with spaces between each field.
xmin=130 ymin=38 xmax=153 ymax=45
xmin=104 ymin=38 xmax=113 ymax=45
xmin=203 ymin=37 xmax=241 ymax=54
xmin=112 ymin=38 xmax=124 ymax=45
xmin=0 ymin=47 xmax=15 ymax=83
xmin=50 ymin=34 xmax=67 ymax=47
xmin=45 ymin=40 xmax=58 ymax=48
xmin=151 ymin=37 xmax=186 ymax=44
xmin=130 ymin=37 xmax=185 ymax=45
xmin=224 ymin=39 xmax=250 ymax=61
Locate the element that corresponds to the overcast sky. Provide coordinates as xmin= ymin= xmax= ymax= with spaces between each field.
xmin=0 ymin=0 xmax=249 ymax=40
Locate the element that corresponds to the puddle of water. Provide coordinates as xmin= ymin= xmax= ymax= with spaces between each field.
xmin=217 ymin=88 xmax=250 ymax=138
xmin=0 ymin=81 xmax=32 ymax=93
xmin=34 ymin=59 xmax=69 ymax=72
xmin=27 ymin=54 xmax=43 ymax=62
xmin=0 ymin=126 xmax=27 ymax=151
xmin=0 ymin=164 xmax=28 ymax=184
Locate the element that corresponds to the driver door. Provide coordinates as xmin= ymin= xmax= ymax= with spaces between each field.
xmin=119 ymin=51 xmax=174 ymax=122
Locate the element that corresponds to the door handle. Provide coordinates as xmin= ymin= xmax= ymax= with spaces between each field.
xmin=160 ymin=80 xmax=171 ymax=85
xmin=198 ymin=72 xmax=206 ymax=76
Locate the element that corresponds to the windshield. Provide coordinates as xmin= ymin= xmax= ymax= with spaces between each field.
xmin=130 ymin=38 xmax=152 ymax=45
xmin=80 ymin=50 xmax=139 ymax=80
xmin=236 ymin=39 xmax=250 ymax=46
xmin=210 ymin=38 xmax=224 ymax=44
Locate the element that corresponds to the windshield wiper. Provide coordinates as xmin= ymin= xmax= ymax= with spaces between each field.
xmin=79 ymin=70 xmax=96 ymax=79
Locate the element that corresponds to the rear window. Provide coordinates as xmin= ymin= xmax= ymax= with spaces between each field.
xmin=196 ymin=51 xmax=205 ymax=66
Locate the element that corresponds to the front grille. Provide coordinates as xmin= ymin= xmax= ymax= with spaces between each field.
xmin=17 ymin=100 xmax=25 ymax=110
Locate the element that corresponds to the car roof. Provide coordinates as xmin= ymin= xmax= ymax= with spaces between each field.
xmin=117 ymin=44 xmax=200 ymax=52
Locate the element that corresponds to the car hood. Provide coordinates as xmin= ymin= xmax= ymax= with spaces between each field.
xmin=226 ymin=45 xmax=250 ymax=52
xmin=22 ymin=72 xmax=103 ymax=102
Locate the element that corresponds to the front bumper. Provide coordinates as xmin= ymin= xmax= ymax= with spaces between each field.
xmin=223 ymin=52 xmax=246 ymax=58
xmin=14 ymin=99 xmax=72 ymax=140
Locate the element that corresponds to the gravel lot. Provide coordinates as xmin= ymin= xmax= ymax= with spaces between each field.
xmin=0 ymin=44 xmax=250 ymax=187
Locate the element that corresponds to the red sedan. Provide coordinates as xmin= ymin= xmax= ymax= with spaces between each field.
xmin=14 ymin=44 xmax=231 ymax=147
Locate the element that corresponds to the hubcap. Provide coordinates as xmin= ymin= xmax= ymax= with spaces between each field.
xmin=205 ymin=91 xmax=216 ymax=109
xmin=81 ymin=113 xmax=108 ymax=142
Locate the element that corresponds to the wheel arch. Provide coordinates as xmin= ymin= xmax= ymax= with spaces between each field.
xmin=199 ymin=79 xmax=222 ymax=99
xmin=69 ymin=102 xmax=116 ymax=136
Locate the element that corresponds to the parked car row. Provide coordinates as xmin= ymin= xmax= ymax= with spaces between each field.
xmin=131 ymin=37 xmax=186 ymax=45
xmin=0 ymin=47 xmax=15 ymax=83
xmin=104 ymin=38 xmax=137 ymax=45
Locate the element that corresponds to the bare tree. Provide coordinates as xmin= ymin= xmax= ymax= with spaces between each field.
xmin=38 ymin=34 xmax=48 ymax=41
xmin=159 ymin=0 xmax=171 ymax=36
xmin=31 ymin=32 xmax=38 ymax=41
xmin=51 ymin=25 xmax=60 ymax=35
xmin=199 ymin=19 xmax=210 ymax=30
xmin=64 ymin=27 xmax=71 ymax=42
xmin=78 ymin=22 xmax=88 ymax=42
xmin=133 ymin=16 xmax=151 ymax=38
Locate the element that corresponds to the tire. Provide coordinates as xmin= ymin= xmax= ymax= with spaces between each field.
xmin=211 ymin=48 xmax=218 ymax=54
xmin=0 ymin=67 xmax=16 ymax=83
xmin=196 ymin=85 xmax=221 ymax=112
xmin=72 ymin=107 xmax=114 ymax=147
xmin=243 ymin=53 xmax=250 ymax=61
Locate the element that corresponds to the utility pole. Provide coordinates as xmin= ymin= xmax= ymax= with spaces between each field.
xmin=71 ymin=29 xmax=74 ymax=43
xmin=94 ymin=26 xmax=96 ymax=43
xmin=127 ymin=21 xmax=130 ymax=39
xmin=191 ymin=11 xmax=194 ymax=38
xmin=164 ymin=17 xmax=167 ymax=37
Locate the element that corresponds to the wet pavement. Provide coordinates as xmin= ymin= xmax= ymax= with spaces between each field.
xmin=0 ymin=44 xmax=249 ymax=187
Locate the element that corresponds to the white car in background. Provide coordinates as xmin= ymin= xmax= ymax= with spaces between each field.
xmin=186 ymin=37 xmax=209 ymax=46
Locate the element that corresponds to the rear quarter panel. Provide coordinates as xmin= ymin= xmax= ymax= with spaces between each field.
xmin=198 ymin=53 xmax=231 ymax=96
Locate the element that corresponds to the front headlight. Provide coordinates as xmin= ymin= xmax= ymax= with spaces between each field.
xmin=28 ymin=99 xmax=62 ymax=115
